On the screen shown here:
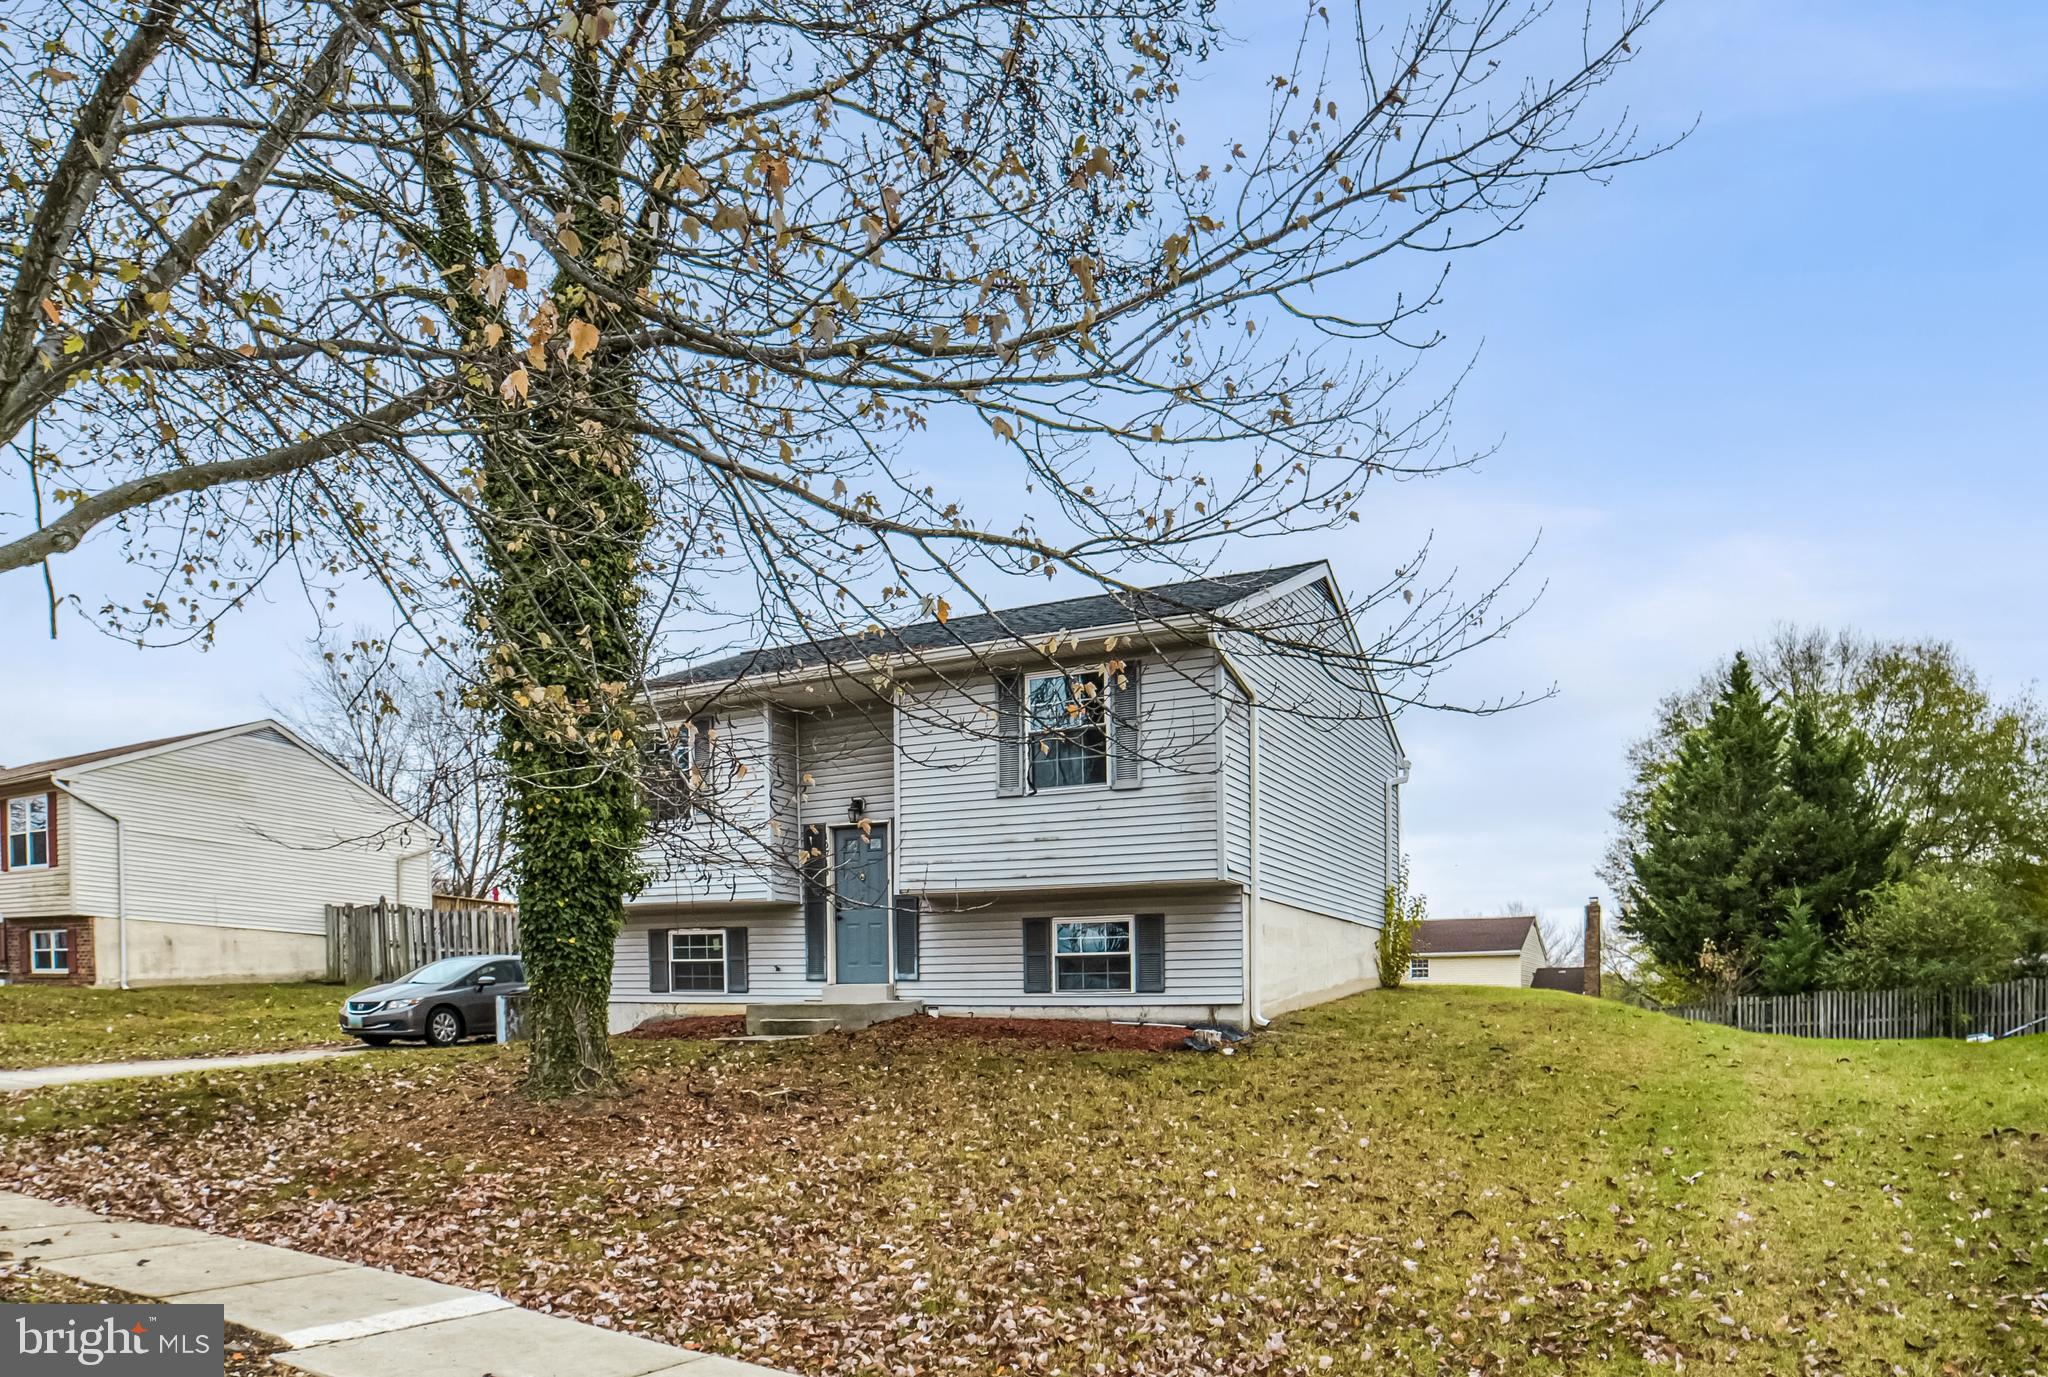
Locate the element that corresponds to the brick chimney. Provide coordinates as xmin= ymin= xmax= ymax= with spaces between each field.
xmin=1582 ymin=897 xmax=1603 ymax=997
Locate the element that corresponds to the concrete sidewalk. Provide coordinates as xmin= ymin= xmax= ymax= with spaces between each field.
xmin=0 ymin=1046 xmax=362 ymax=1093
xmin=0 ymin=1191 xmax=792 ymax=1377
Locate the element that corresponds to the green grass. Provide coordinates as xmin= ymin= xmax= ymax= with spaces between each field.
xmin=0 ymin=982 xmax=347 ymax=1068
xmin=2 ymin=988 xmax=2043 ymax=1375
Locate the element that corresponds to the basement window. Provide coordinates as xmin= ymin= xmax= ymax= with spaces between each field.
xmin=30 ymin=929 xmax=69 ymax=974
xmin=668 ymin=929 xmax=727 ymax=992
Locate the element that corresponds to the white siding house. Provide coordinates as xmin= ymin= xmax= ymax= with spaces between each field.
xmin=1406 ymin=916 xmax=1549 ymax=988
xmin=614 ymin=562 xmax=1409 ymax=1031
xmin=0 ymin=721 xmax=431 ymax=986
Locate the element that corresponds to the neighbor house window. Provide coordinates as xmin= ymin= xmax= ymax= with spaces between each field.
xmin=668 ymin=929 xmax=726 ymax=992
xmin=1055 ymin=918 xmax=1133 ymax=992
xmin=1026 ymin=671 xmax=1108 ymax=790
xmin=7 ymin=796 xmax=49 ymax=868
xmin=1409 ymin=957 xmax=1429 ymax=979
xmin=30 ymin=928 xmax=69 ymax=974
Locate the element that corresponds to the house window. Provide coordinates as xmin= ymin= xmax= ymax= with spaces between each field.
xmin=1055 ymin=918 xmax=1133 ymax=992
xmin=1409 ymin=957 xmax=1429 ymax=979
xmin=1026 ymin=671 xmax=1107 ymax=790
xmin=668 ymin=929 xmax=726 ymax=992
xmin=30 ymin=928 xmax=69 ymax=974
xmin=7 ymin=795 xmax=50 ymax=869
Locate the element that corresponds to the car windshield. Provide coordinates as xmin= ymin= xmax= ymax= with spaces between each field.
xmin=397 ymin=958 xmax=480 ymax=986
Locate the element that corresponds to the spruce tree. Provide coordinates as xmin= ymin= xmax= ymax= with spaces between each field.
xmin=1625 ymin=653 xmax=1787 ymax=978
xmin=1770 ymin=698 xmax=1901 ymax=937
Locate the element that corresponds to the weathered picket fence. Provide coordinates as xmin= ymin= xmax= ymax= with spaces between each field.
xmin=1667 ymin=976 xmax=2048 ymax=1040
xmin=325 ymin=899 xmax=520 ymax=985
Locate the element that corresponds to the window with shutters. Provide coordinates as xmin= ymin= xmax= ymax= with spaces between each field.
xmin=1025 ymin=671 xmax=1107 ymax=790
xmin=30 ymin=928 xmax=69 ymax=973
xmin=668 ymin=929 xmax=727 ymax=992
xmin=1054 ymin=918 xmax=1132 ymax=992
xmin=7 ymin=795 xmax=50 ymax=869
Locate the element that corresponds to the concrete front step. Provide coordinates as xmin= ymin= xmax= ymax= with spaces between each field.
xmin=744 ymin=1000 xmax=924 ymax=1036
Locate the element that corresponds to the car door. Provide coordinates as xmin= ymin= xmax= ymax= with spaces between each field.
xmin=470 ymin=959 xmax=523 ymax=1033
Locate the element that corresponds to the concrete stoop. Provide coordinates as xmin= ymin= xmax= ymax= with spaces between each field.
xmin=744 ymin=1000 xmax=924 ymax=1036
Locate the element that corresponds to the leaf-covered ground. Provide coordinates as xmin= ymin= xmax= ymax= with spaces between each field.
xmin=2 ymin=988 xmax=2043 ymax=1375
xmin=0 ymin=982 xmax=348 ymax=1068
xmin=0 ymin=1259 xmax=288 ymax=1373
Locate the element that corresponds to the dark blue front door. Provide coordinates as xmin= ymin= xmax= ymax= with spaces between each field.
xmin=834 ymin=824 xmax=890 ymax=984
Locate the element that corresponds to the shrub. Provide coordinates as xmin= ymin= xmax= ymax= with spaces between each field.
xmin=1822 ymin=869 xmax=2028 ymax=991
xmin=1376 ymin=861 xmax=1427 ymax=988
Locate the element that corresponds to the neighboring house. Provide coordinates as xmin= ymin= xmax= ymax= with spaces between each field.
xmin=0 ymin=721 xmax=433 ymax=986
xmin=1407 ymin=916 xmax=1548 ymax=988
xmin=1531 ymin=897 xmax=1604 ymax=996
xmin=614 ymin=561 xmax=1410 ymax=1032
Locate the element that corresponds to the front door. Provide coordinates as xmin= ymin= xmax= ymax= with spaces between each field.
xmin=833 ymin=823 xmax=890 ymax=985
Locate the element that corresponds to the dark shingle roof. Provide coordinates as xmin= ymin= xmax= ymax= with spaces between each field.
xmin=656 ymin=562 xmax=1323 ymax=688
xmin=1531 ymin=965 xmax=1589 ymax=993
xmin=0 ymin=727 xmax=219 ymax=789
xmin=1413 ymin=916 xmax=1537 ymax=956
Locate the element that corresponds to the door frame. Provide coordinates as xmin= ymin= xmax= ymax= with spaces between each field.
xmin=829 ymin=821 xmax=891 ymax=986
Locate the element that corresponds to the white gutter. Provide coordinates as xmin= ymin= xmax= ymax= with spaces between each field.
xmin=54 ymin=779 xmax=127 ymax=989
xmin=1384 ymin=754 xmax=1412 ymax=897
xmin=1216 ymin=650 xmax=1268 ymax=1029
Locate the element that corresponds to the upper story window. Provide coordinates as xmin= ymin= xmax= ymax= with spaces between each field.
xmin=7 ymin=795 xmax=50 ymax=869
xmin=1026 ymin=671 xmax=1107 ymax=790
xmin=647 ymin=718 xmax=713 ymax=827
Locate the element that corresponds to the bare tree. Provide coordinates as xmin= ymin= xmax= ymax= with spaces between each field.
xmin=2 ymin=0 xmax=1670 ymax=1091
xmin=282 ymin=636 xmax=514 ymax=902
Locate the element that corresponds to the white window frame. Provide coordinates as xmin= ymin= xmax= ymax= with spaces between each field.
xmin=1053 ymin=917 xmax=1135 ymax=994
xmin=1024 ymin=670 xmax=1110 ymax=793
xmin=668 ymin=928 xmax=727 ymax=994
xmin=7 ymin=794 xmax=50 ymax=870
xmin=1409 ymin=957 xmax=1429 ymax=979
xmin=30 ymin=928 xmax=70 ymax=974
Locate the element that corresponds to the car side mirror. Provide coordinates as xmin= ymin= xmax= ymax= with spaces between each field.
xmin=477 ymin=973 xmax=498 ymax=988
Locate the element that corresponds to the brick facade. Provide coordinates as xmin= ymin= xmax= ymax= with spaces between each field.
xmin=0 ymin=917 xmax=96 ymax=986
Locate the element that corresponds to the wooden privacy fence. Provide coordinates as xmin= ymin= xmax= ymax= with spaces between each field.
xmin=1667 ymin=976 xmax=2048 ymax=1041
xmin=326 ymin=900 xmax=520 ymax=985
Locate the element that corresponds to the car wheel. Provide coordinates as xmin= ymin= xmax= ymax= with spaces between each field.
xmin=424 ymin=1006 xmax=464 ymax=1047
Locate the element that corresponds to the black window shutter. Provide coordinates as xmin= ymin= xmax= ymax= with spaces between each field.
xmin=648 ymin=929 xmax=671 ymax=994
xmin=1022 ymin=917 xmax=1051 ymax=993
xmin=802 ymin=825 xmax=828 ymax=981
xmin=724 ymin=926 xmax=750 ymax=994
xmin=995 ymin=672 xmax=1024 ymax=796
xmin=1136 ymin=913 xmax=1166 ymax=993
xmin=1110 ymin=660 xmax=1143 ymax=790
xmin=894 ymin=894 xmax=921 ymax=981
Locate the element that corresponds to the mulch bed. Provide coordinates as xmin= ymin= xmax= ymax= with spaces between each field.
xmin=618 ymin=1014 xmax=748 ymax=1041
xmin=621 ymin=1010 xmax=1212 ymax=1052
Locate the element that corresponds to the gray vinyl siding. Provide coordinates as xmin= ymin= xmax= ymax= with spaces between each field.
xmin=634 ymin=705 xmax=790 ymax=905
xmin=610 ymin=908 xmax=810 ymax=1003
xmin=914 ymin=886 xmax=1243 ymax=1010
xmin=895 ymin=642 xmax=1224 ymax=892
xmin=795 ymin=700 xmax=895 ymax=825
xmin=1221 ymin=679 xmax=1252 ymax=883
xmin=1225 ymin=580 xmax=1400 ymax=925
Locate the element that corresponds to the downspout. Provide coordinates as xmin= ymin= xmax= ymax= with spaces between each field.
xmin=56 ymin=780 xmax=126 ymax=989
xmin=1216 ymin=651 xmax=1268 ymax=1029
xmin=1384 ymin=754 xmax=1413 ymax=895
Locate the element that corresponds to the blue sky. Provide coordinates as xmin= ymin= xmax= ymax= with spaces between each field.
xmin=5 ymin=2 xmax=2045 ymax=945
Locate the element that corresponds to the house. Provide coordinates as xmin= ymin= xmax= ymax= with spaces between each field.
xmin=1530 ymin=898 xmax=1604 ymax=995
xmin=1406 ymin=915 xmax=1549 ymax=987
xmin=613 ymin=561 xmax=1410 ymax=1032
xmin=0 ymin=721 xmax=432 ymax=986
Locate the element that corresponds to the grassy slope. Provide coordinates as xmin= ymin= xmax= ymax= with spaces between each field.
xmin=0 ymin=983 xmax=346 ymax=1068
xmin=1 ymin=987 xmax=2041 ymax=1375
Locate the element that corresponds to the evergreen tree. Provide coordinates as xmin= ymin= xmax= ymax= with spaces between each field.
xmin=1770 ymin=699 xmax=1901 ymax=935
xmin=1624 ymin=653 xmax=1788 ymax=977
xmin=1759 ymin=891 xmax=1827 ymax=994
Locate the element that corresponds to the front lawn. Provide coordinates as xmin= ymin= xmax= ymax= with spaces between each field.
xmin=0 ymin=982 xmax=346 ymax=1068
xmin=2 ymin=988 xmax=2043 ymax=1375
